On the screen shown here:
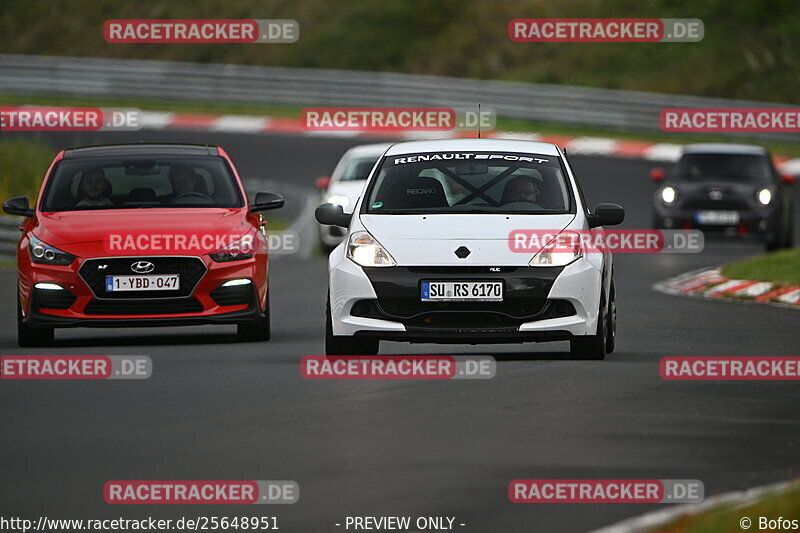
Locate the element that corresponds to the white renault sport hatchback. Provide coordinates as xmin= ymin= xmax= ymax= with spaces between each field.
xmin=315 ymin=139 xmax=625 ymax=359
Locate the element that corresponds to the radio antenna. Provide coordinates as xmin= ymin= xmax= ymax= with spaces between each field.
xmin=477 ymin=103 xmax=481 ymax=139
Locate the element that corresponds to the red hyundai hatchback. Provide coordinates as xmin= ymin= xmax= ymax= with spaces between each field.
xmin=2 ymin=143 xmax=284 ymax=347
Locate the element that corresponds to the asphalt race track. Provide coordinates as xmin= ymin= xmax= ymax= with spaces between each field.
xmin=1 ymin=130 xmax=799 ymax=532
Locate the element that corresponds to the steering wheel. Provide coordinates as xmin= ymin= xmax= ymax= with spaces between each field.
xmin=171 ymin=192 xmax=213 ymax=204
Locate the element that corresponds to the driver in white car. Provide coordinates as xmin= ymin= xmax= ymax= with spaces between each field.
xmin=500 ymin=170 xmax=543 ymax=204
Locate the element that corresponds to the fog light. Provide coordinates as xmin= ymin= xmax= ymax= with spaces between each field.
xmin=221 ymin=279 xmax=252 ymax=287
xmin=34 ymin=282 xmax=64 ymax=290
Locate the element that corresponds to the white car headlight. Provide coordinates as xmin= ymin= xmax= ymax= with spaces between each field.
xmin=326 ymin=194 xmax=350 ymax=210
xmin=661 ymin=186 xmax=676 ymax=205
xmin=347 ymin=231 xmax=396 ymax=267
xmin=757 ymin=188 xmax=772 ymax=206
xmin=529 ymin=232 xmax=582 ymax=267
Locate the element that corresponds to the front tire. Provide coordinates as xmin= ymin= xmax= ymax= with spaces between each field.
xmin=605 ymin=281 xmax=616 ymax=354
xmin=569 ymin=291 xmax=607 ymax=360
xmin=325 ymin=296 xmax=378 ymax=356
xmin=237 ymin=289 xmax=271 ymax=342
xmin=17 ymin=293 xmax=54 ymax=348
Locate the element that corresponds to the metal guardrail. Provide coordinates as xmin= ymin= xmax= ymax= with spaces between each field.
xmin=0 ymin=216 xmax=20 ymax=260
xmin=1 ymin=54 xmax=799 ymax=143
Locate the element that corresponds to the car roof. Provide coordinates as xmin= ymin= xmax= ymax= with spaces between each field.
xmin=384 ymin=138 xmax=562 ymax=156
xmin=682 ymin=143 xmax=768 ymax=156
xmin=62 ymin=143 xmax=218 ymax=159
xmin=344 ymin=143 xmax=393 ymax=157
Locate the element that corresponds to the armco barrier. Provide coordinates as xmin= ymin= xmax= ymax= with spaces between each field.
xmin=0 ymin=54 xmax=799 ymax=143
xmin=0 ymin=216 xmax=20 ymax=260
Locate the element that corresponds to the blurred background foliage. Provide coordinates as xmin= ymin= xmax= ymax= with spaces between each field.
xmin=0 ymin=0 xmax=798 ymax=102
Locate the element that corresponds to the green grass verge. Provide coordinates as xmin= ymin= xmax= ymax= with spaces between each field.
xmin=0 ymin=137 xmax=55 ymax=202
xmin=5 ymin=94 xmax=800 ymax=159
xmin=721 ymin=248 xmax=800 ymax=286
xmin=647 ymin=481 xmax=800 ymax=533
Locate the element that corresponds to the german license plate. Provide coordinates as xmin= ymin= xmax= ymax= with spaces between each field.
xmin=106 ymin=275 xmax=180 ymax=292
xmin=421 ymin=281 xmax=503 ymax=302
xmin=695 ymin=210 xmax=739 ymax=225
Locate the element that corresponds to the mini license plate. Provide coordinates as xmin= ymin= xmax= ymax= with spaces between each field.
xmin=695 ymin=210 xmax=739 ymax=225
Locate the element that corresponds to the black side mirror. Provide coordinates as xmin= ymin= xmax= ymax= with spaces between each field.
xmin=588 ymin=203 xmax=625 ymax=228
xmin=2 ymin=196 xmax=34 ymax=217
xmin=315 ymin=202 xmax=352 ymax=228
xmin=250 ymin=192 xmax=285 ymax=212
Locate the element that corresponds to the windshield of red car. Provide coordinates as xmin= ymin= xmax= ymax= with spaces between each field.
xmin=40 ymin=156 xmax=245 ymax=211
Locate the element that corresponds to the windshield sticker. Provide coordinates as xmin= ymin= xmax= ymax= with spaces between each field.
xmin=392 ymin=153 xmax=549 ymax=165
xmin=371 ymin=201 xmax=384 ymax=209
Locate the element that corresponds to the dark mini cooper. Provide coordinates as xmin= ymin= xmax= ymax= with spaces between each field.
xmin=650 ymin=144 xmax=795 ymax=250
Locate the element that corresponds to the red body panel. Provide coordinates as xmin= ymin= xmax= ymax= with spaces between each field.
xmin=17 ymin=146 xmax=270 ymax=323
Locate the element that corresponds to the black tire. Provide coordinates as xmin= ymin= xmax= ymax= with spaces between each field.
xmin=651 ymin=214 xmax=663 ymax=230
xmin=766 ymin=231 xmax=781 ymax=252
xmin=237 ymin=289 xmax=271 ymax=342
xmin=605 ymin=281 xmax=616 ymax=354
xmin=569 ymin=291 xmax=607 ymax=360
xmin=325 ymin=297 xmax=379 ymax=356
xmin=17 ymin=293 xmax=54 ymax=348
xmin=782 ymin=213 xmax=794 ymax=248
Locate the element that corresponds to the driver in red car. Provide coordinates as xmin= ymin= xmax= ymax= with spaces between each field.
xmin=76 ymin=168 xmax=114 ymax=207
xmin=168 ymin=164 xmax=199 ymax=196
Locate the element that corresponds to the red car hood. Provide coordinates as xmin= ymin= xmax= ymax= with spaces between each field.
xmin=34 ymin=208 xmax=251 ymax=257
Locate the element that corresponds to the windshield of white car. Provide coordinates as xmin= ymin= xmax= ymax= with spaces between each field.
xmin=40 ymin=156 xmax=245 ymax=211
xmin=338 ymin=154 xmax=381 ymax=182
xmin=363 ymin=151 xmax=574 ymax=214
xmin=672 ymin=154 xmax=773 ymax=182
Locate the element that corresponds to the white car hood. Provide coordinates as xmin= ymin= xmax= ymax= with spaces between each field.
xmin=359 ymin=213 xmax=576 ymax=266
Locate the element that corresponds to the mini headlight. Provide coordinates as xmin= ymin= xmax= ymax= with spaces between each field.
xmin=757 ymin=188 xmax=772 ymax=206
xmin=529 ymin=231 xmax=582 ymax=267
xmin=661 ymin=186 xmax=677 ymax=205
xmin=347 ymin=231 xmax=396 ymax=267
xmin=28 ymin=235 xmax=75 ymax=266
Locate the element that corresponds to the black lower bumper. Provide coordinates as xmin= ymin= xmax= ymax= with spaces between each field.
xmin=355 ymin=266 xmax=575 ymax=340
xmin=354 ymin=328 xmax=575 ymax=344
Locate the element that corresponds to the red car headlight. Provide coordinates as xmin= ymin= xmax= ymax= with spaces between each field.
xmin=209 ymin=231 xmax=257 ymax=262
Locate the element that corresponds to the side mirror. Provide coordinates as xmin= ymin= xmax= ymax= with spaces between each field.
xmin=781 ymin=173 xmax=796 ymax=185
xmin=315 ymin=202 xmax=352 ymax=228
xmin=588 ymin=203 xmax=625 ymax=228
xmin=650 ymin=168 xmax=665 ymax=182
xmin=314 ymin=176 xmax=331 ymax=190
xmin=250 ymin=191 xmax=285 ymax=212
xmin=2 ymin=196 xmax=34 ymax=217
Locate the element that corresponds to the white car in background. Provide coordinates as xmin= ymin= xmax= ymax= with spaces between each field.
xmin=316 ymin=143 xmax=391 ymax=251
xmin=316 ymin=138 xmax=625 ymax=359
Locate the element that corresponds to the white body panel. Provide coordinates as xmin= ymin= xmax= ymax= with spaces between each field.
xmin=325 ymin=139 xmax=613 ymax=342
